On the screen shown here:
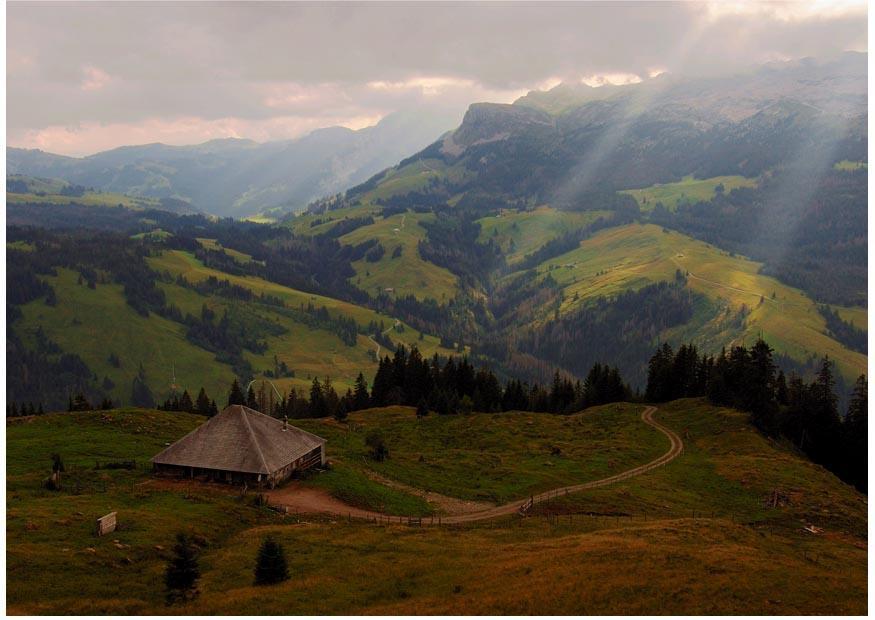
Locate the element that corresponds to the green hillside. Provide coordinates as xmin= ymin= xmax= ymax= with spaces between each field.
xmin=620 ymin=175 xmax=759 ymax=211
xmin=288 ymin=205 xmax=460 ymax=301
xmin=294 ymin=403 xmax=664 ymax=504
xmin=12 ymin=248 xmax=456 ymax=406
xmin=338 ymin=212 xmax=459 ymax=301
xmin=476 ymin=206 xmax=610 ymax=264
xmin=527 ymin=223 xmax=866 ymax=381
xmin=16 ymin=268 xmax=231 ymax=404
xmin=7 ymin=174 xmax=160 ymax=209
xmin=6 ymin=400 xmax=866 ymax=614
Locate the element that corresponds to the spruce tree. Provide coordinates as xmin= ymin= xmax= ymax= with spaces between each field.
xmin=165 ymin=533 xmax=200 ymax=604
xmin=352 ymin=372 xmax=370 ymax=410
xmin=195 ymin=388 xmax=211 ymax=416
xmin=309 ymin=377 xmax=326 ymax=418
xmin=254 ymin=536 xmax=290 ymax=585
xmin=227 ymin=379 xmax=244 ymax=406
xmin=179 ymin=390 xmax=194 ymax=413
xmin=844 ymin=374 xmax=867 ymax=491
xmin=131 ymin=363 xmax=155 ymax=408
xmin=246 ymin=386 xmax=258 ymax=409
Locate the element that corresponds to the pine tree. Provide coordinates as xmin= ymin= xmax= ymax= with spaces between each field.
xmin=352 ymin=372 xmax=370 ymax=410
xmin=227 ymin=379 xmax=244 ymax=406
xmin=747 ymin=339 xmax=778 ymax=435
xmin=844 ymin=374 xmax=867 ymax=492
xmin=131 ymin=363 xmax=155 ymax=408
xmin=322 ymin=377 xmax=339 ymax=419
xmin=254 ymin=536 xmax=290 ymax=585
xmin=209 ymin=399 xmax=218 ymax=416
xmin=335 ymin=390 xmax=351 ymax=422
xmin=195 ymin=388 xmax=211 ymax=416
xmin=370 ymin=356 xmax=393 ymax=406
xmin=309 ymin=377 xmax=326 ymax=418
xmin=165 ymin=533 xmax=200 ymax=603
xmin=246 ymin=386 xmax=258 ymax=410
xmin=72 ymin=393 xmax=92 ymax=411
xmin=179 ymin=390 xmax=194 ymax=413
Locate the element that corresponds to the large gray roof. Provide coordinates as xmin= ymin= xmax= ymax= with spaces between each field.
xmin=151 ymin=405 xmax=326 ymax=475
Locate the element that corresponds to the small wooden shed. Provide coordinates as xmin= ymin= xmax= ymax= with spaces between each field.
xmin=151 ymin=404 xmax=326 ymax=488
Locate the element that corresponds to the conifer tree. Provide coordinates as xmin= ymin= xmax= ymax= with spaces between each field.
xmin=254 ymin=536 xmax=290 ymax=585
xmin=309 ymin=377 xmax=326 ymax=418
xmin=352 ymin=372 xmax=370 ymax=410
xmin=195 ymin=388 xmax=211 ymax=416
xmin=844 ymin=374 xmax=867 ymax=491
xmin=179 ymin=390 xmax=194 ymax=413
xmin=131 ymin=363 xmax=155 ymax=408
xmin=165 ymin=533 xmax=200 ymax=604
xmin=227 ymin=379 xmax=244 ymax=406
xmin=246 ymin=386 xmax=258 ymax=409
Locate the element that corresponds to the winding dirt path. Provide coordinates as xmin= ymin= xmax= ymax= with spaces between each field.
xmin=267 ymin=406 xmax=683 ymax=524
xmin=441 ymin=406 xmax=682 ymax=523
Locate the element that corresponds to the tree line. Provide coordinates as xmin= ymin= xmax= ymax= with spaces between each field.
xmin=645 ymin=340 xmax=867 ymax=492
xmin=226 ymin=345 xmax=630 ymax=422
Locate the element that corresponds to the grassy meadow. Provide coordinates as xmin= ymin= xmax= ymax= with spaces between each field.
xmin=16 ymin=268 xmax=232 ymax=404
xmin=12 ymin=248 xmax=457 ymax=407
xmin=148 ymin=248 xmax=456 ymax=387
xmin=7 ymin=175 xmax=160 ymax=210
xmin=476 ymin=206 xmax=610 ymax=264
xmin=338 ymin=211 xmax=460 ymax=301
xmin=621 ymin=175 xmax=759 ymax=211
xmin=293 ymin=403 xmax=665 ymax=504
xmin=529 ymin=223 xmax=866 ymax=382
xmin=6 ymin=400 xmax=866 ymax=614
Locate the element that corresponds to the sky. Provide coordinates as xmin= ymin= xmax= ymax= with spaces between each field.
xmin=6 ymin=1 xmax=868 ymax=157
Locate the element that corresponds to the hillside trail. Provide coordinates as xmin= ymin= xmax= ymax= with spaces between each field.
xmin=367 ymin=319 xmax=401 ymax=359
xmin=267 ymin=405 xmax=683 ymax=523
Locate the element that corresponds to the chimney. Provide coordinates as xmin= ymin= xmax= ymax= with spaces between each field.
xmin=282 ymin=415 xmax=288 ymax=431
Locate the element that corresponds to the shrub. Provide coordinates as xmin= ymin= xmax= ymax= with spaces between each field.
xmin=254 ymin=536 xmax=290 ymax=585
xmin=165 ymin=533 xmax=200 ymax=604
xmin=365 ymin=433 xmax=389 ymax=461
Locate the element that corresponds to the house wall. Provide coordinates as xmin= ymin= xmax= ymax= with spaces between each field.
xmin=153 ymin=443 xmax=325 ymax=488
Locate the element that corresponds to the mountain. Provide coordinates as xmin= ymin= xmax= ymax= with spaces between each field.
xmin=339 ymin=53 xmax=866 ymax=305
xmin=6 ymin=108 xmax=461 ymax=217
xmin=360 ymin=52 xmax=865 ymax=209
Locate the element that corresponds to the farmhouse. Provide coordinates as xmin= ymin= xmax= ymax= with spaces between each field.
xmin=151 ymin=404 xmax=326 ymax=487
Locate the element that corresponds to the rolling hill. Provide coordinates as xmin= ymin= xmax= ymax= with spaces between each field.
xmin=9 ymin=230 xmax=457 ymax=409
xmin=6 ymin=108 xmax=461 ymax=217
xmin=6 ymin=399 xmax=866 ymax=614
xmin=6 ymin=54 xmax=867 ymax=447
xmin=524 ymin=223 xmax=866 ymax=382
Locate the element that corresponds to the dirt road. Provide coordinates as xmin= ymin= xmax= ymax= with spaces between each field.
xmin=267 ymin=405 xmax=683 ymax=524
xmin=441 ymin=406 xmax=682 ymax=523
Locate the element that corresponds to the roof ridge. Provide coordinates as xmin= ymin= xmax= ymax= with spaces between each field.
xmin=239 ymin=407 xmax=271 ymax=474
xmin=242 ymin=405 xmax=327 ymax=443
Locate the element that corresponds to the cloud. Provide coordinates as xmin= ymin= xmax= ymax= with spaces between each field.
xmin=10 ymin=114 xmax=387 ymax=157
xmin=80 ymin=65 xmax=111 ymax=91
xmin=6 ymin=1 xmax=867 ymax=155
